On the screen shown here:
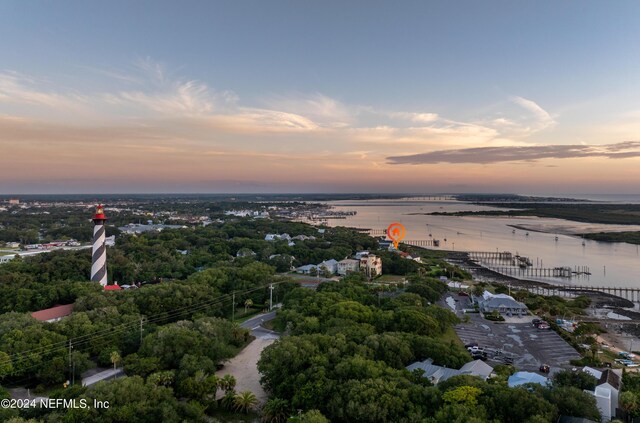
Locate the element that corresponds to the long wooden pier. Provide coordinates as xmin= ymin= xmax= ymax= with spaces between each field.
xmin=405 ymin=195 xmax=455 ymax=201
xmin=487 ymin=266 xmax=575 ymax=278
xmin=469 ymin=251 xmax=514 ymax=261
xmin=527 ymin=285 xmax=640 ymax=303
xmin=404 ymin=239 xmax=441 ymax=247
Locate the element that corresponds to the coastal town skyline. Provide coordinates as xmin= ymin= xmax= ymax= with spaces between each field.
xmin=3 ymin=1 xmax=640 ymax=194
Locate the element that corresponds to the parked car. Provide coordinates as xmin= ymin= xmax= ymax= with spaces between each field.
xmin=471 ymin=353 xmax=487 ymax=361
xmin=537 ymin=323 xmax=550 ymax=330
xmin=532 ymin=318 xmax=541 ymax=326
xmin=539 ymin=364 xmax=550 ymax=373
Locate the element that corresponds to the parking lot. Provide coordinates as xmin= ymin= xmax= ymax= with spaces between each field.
xmin=446 ymin=295 xmax=581 ymax=371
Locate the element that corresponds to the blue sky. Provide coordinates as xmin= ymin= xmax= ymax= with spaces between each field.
xmin=2 ymin=1 xmax=640 ymax=193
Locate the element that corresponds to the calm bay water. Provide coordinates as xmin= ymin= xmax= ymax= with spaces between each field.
xmin=327 ymin=199 xmax=640 ymax=288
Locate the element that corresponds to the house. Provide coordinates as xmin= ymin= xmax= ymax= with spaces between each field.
xmin=318 ymin=259 xmax=338 ymax=275
xmin=508 ymin=371 xmax=550 ymax=387
xmin=264 ymin=233 xmax=292 ymax=242
xmin=447 ymin=281 xmax=469 ymax=290
xmin=0 ymin=255 xmax=16 ymax=264
xmin=406 ymin=359 xmax=461 ymax=384
xmin=296 ymin=264 xmax=318 ymax=275
xmin=104 ymin=283 xmax=122 ymax=291
xmin=337 ymin=259 xmax=360 ymax=275
xmin=355 ymin=251 xmax=370 ymax=259
xmin=581 ymin=367 xmax=603 ymax=380
xmin=407 ymin=358 xmax=494 ymax=385
xmin=292 ymin=235 xmax=316 ymax=241
xmin=478 ymin=291 xmax=528 ymax=317
xmin=459 ymin=359 xmax=494 ymax=380
xmin=379 ymin=239 xmax=392 ymax=249
xmin=236 ymin=248 xmax=256 ymax=258
xmin=584 ymin=369 xmax=621 ymax=422
xmin=359 ymin=254 xmax=382 ymax=278
xmin=31 ymin=304 xmax=74 ymax=323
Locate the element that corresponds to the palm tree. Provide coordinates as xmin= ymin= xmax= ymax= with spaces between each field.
xmin=220 ymin=374 xmax=236 ymax=393
xmin=261 ymin=397 xmax=290 ymax=423
xmin=206 ymin=374 xmax=220 ymax=398
xmin=221 ymin=390 xmax=236 ymax=411
xmin=110 ymin=350 xmax=120 ymax=370
xmin=234 ymin=391 xmax=258 ymax=414
xmin=244 ymin=298 xmax=254 ymax=313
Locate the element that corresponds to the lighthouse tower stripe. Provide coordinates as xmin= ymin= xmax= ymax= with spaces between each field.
xmin=91 ymin=220 xmax=107 ymax=286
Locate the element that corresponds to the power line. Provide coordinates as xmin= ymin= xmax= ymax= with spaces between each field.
xmin=0 ymin=282 xmax=282 ymax=369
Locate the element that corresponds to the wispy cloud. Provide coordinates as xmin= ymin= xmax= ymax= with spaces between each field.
xmin=0 ymin=71 xmax=87 ymax=108
xmin=261 ymin=93 xmax=354 ymax=128
xmin=387 ymin=142 xmax=640 ymax=165
xmin=510 ymin=95 xmax=556 ymax=133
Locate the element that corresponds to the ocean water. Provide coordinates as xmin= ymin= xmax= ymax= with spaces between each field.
xmin=326 ymin=198 xmax=640 ymax=288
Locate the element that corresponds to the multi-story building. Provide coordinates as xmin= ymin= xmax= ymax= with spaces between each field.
xmin=337 ymin=259 xmax=360 ymax=275
xmin=359 ymin=254 xmax=382 ymax=279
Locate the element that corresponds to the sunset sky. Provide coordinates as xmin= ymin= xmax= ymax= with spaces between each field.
xmin=2 ymin=1 xmax=640 ymax=194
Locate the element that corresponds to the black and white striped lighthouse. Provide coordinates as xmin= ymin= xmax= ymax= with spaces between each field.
xmin=91 ymin=204 xmax=108 ymax=286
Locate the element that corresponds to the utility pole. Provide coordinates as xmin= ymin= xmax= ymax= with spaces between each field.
xmin=68 ymin=340 xmax=72 ymax=384
xmin=269 ymin=284 xmax=274 ymax=311
xmin=139 ymin=318 xmax=144 ymax=345
xmin=232 ymin=292 xmax=235 ymax=321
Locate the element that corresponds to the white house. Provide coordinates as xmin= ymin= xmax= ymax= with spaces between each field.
xmin=337 ymin=259 xmax=360 ymax=275
xmin=318 ymin=259 xmax=338 ymax=275
xmin=105 ymin=235 xmax=116 ymax=247
xmin=584 ymin=369 xmax=621 ymax=422
xmin=0 ymin=255 xmax=16 ymax=264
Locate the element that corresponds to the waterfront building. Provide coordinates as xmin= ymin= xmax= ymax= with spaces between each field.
xmin=477 ymin=290 xmax=528 ymax=317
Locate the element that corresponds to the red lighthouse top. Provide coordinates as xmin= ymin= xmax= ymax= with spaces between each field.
xmin=93 ymin=204 xmax=107 ymax=220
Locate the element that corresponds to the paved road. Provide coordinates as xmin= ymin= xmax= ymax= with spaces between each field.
xmin=241 ymin=308 xmax=280 ymax=340
xmin=82 ymin=368 xmax=124 ymax=387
